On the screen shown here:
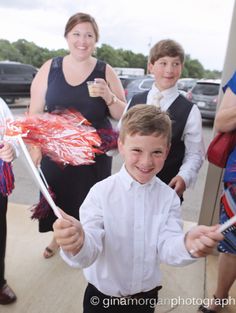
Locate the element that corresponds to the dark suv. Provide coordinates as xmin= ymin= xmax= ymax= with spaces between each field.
xmin=0 ymin=61 xmax=37 ymax=104
xmin=186 ymin=79 xmax=221 ymax=120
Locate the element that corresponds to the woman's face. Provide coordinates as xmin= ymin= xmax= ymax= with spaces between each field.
xmin=66 ymin=22 xmax=96 ymax=60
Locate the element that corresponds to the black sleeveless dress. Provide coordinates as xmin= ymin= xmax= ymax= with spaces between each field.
xmin=39 ymin=57 xmax=112 ymax=232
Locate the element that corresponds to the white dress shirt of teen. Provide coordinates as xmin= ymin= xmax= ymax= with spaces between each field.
xmin=61 ymin=165 xmax=195 ymax=297
xmin=118 ymin=83 xmax=205 ymax=188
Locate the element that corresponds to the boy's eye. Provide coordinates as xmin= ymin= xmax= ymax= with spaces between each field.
xmin=132 ymin=149 xmax=141 ymax=153
xmin=173 ymin=62 xmax=180 ymax=67
xmin=153 ymin=150 xmax=163 ymax=156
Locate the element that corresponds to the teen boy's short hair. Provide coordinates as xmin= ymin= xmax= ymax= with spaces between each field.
xmin=119 ymin=104 xmax=172 ymax=145
xmin=149 ymin=39 xmax=185 ymax=65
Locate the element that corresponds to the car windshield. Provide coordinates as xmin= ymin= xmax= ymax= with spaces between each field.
xmin=193 ymin=83 xmax=219 ymax=96
xmin=141 ymin=79 xmax=154 ymax=89
xmin=119 ymin=77 xmax=135 ymax=88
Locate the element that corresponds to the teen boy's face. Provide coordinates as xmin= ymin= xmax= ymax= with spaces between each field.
xmin=118 ymin=133 xmax=170 ymax=184
xmin=149 ymin=56 xmax=183 ymax=91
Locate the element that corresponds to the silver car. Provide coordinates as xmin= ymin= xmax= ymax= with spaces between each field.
xmin=124 ymin=75 xmax=155 ymax=101
xmin=186 ymin=79 xmax=221 ymax=120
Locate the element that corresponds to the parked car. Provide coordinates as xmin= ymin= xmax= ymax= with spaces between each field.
xmin=177 ymin=78 xmax=198 ymax=92
xmin=0 ymin=61 xmax=37 ymax=104
xmin=122 ymin=75 xmax=155 ymax=101
xmin=119 ymin=75 xmax=137 ymax=99
xmin=186 ymin=79 xmax=221 ymax=120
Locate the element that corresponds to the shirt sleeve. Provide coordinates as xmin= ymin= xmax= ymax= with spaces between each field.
xmin=0 ymin=98 xmax=19 ymax=158
xmin=117 ymin=100 xmax=131 ymax=130
xmin=157 ymin=192 xmax=196 ymax=265
xmin=178 ymin=105 xmax=205 ymax=188
xmin=59 ymin=186 xmax=105 ymax=269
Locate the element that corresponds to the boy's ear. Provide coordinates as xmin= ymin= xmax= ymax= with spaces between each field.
xmin=117 ymin=137 xmax=124 ymax=155
xmin=165 ymin=144 xmax=171 ymax=159
xmin=147 ymin=62 xmax=153 ymax=74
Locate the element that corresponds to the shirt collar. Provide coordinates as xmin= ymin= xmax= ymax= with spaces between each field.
xmin=148 ymin=83 xmax=179 ymax=110
xmin=119 ymin=164 xmax=157 ymax=190
xmin=150 ymin=83 xmax=179 ymax=97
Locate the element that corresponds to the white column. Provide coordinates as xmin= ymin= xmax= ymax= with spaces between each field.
xmin=199 ymin=0 xmax=236 ymax=225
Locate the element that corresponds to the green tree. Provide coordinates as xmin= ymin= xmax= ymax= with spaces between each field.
xmin=0 ymin=39 xmax=23 ymax=62
xmin=0 ymin=38 xmax=221 ymax=78
xmin=96 ymin=44 xmax=127 ymax=67
xmin=182 ymin=55 xmax=205 ymax=78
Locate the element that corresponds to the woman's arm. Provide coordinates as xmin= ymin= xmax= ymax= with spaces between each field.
xmin=214 ymin=88 xmax=236 ymax=132
xmin=104 ymin=64 xmax=126 ymax=120
xmin=29 ymin=59 xmax=52 ymax=115
xmin=28 ymin=59 xmax=52 ymax=166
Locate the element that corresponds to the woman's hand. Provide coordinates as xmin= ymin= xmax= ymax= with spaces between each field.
xmin=28 ymin=146 xmax=42 ymax=167
xmin=89 ymin=78 xmax=114 ymax=105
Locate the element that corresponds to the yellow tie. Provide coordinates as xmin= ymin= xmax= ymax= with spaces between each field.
xmin=153 ymin=93 xmax=163 ymax=108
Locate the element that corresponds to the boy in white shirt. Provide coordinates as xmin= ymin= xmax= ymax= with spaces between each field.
xmin=125 ymin=39 xmax=204 ymax=200
xmin=53 ymin=104 xmax=222 ymax=313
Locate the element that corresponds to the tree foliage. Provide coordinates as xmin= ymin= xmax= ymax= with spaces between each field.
xmin=0 ymin=38 xmax=220 ymax=78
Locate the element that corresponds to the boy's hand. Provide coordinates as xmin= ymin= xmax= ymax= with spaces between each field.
xmin=184 ymin=225 xmax=224 ymax=258
xmin=168 ymin=175 xmax=186 ymax=197
xmin=0 ymin=142 xmax=15 ymax=162
xmin=53 ymin=210 xmax=84 ymax=256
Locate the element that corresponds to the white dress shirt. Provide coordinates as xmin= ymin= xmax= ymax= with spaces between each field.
xmin=118 ymin=83 xmax=205 ymax=188
xmin=61 ymin=165 xmax=195 ymax=297
xmin=0 ymin=98 xmax=19 ymax=157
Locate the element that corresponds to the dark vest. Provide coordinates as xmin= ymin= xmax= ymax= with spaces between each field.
xmin=128 ymin=91 xmax=193 ymax=184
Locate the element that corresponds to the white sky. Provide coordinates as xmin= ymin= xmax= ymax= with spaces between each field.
xmin=0 ymin=0 xmax=235 ymax=70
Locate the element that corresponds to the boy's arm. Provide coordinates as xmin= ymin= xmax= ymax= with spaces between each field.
xmin=53 ymin=188 xmax=105 ymax=268
xmin=157 ymin=191 xmax=223 ymax=265
xmin=176 ymin=105 xmax=205 ymax=189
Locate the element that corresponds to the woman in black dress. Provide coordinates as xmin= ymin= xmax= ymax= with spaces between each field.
xmin=29 ymin=12 xmax=126 ymax=258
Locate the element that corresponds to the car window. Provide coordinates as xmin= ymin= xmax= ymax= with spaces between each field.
xmin=120 ymin=78 xmax=135 ymax=88
xmin=192 ymin=83 xmax=219 ymax=96
xmin=140 ymin=79 xmax=154 ymax=89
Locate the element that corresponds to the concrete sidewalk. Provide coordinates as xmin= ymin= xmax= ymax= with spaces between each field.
xmin=3 ymin=203 xmax=236 ymax=313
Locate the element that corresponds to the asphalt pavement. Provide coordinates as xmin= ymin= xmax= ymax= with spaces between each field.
xmin=8 ymin=98 xmax=214 ymax=222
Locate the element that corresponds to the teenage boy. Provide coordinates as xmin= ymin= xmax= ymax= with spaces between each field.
xmin=53 ymin=105 xmax=222 ymax=313
xmin=125 ymin=39 xmax=204 ymax=199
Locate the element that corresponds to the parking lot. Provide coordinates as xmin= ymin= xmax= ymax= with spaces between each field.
xmin=8 ymin=98 xmax=214 ymax=223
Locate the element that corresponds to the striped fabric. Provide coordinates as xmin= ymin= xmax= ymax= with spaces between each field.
xmin=218 ymin=183 xmax=236 ymax=254
xmin=0 ymin=159 xmax=14 ymax=196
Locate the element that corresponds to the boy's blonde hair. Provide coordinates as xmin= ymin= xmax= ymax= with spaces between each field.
xmin=119 ymin=104 xmax=172 ymax=145
xmin=149 ymin=39 xmax=185 ymax=65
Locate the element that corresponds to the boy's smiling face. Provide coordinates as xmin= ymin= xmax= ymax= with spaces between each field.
xmin=118 ymin=133 xmax=170 ymax=184
xmin=149 ymin=56 xmax=183 ymax=91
